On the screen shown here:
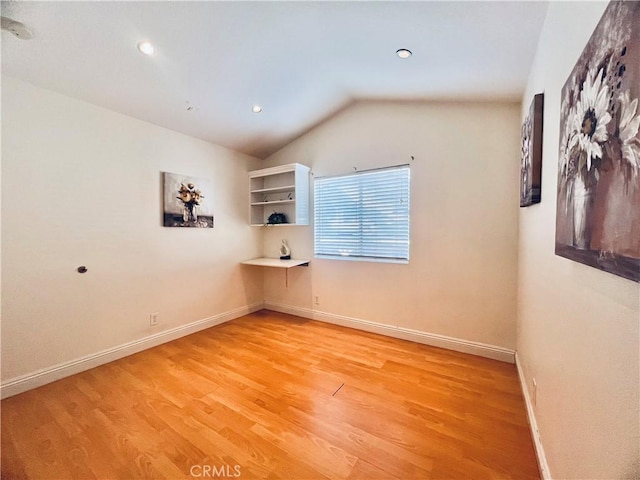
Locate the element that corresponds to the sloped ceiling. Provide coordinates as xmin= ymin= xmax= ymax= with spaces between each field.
xmin=1 ymin=1 xmax=548 ymax=159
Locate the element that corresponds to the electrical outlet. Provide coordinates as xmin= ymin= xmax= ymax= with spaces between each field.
xmin=532 ymin=378 xmax=537 ymax=406
xmin=150 ymin=312 xmax=159 ymax=327
xmin=314 ymin=295 xmax=320 ymax=305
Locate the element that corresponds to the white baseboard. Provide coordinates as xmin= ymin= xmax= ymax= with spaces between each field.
xmin=0 ymin=302 xmax=264 ymax=399
xmin=264 ymin=302 xmax=515 ymax=364
xmin=264 ymin=302 xmax=316 ymax=319
xmin=515 ymin=353 xmax=551 ymax=480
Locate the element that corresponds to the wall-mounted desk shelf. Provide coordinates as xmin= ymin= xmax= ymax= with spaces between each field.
xmin=241 ymin=257 xmax=310 ymax=287
xmin=241 ymin=258 xmax=310 ymax=268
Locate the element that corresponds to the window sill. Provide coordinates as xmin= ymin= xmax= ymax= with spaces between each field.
xmin=314 ymin=254 xmax=408 ymax=265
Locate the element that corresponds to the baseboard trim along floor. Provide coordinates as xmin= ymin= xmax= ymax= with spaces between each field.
xmin=515 ymin=352 xmax=552 ymax=480
xmin=264 ymin=302 xmax=516 ymax=364
xmin=0 ymin=302 xmax=264 ymax=399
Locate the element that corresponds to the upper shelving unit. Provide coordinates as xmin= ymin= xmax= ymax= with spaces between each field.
xmin=251 ymin=185 xmax=295 ymax=194
xmin=249 ymin=163 xmax=310 ymax=226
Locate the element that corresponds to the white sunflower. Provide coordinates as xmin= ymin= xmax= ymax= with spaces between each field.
xmin=560 ymin=108 xmax=577 ymax=176
xmin=570 ymin=68 xmax=612 ymax=171
xmin=618 ymin=90 xmax=640 ymax=172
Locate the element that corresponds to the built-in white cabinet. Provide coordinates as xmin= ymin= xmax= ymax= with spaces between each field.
xmin=249 ymin=163 xmax=310 ymax=226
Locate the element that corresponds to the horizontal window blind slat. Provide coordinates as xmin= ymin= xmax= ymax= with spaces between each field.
xmin=314 ymin=165 xmax=410 ymax=262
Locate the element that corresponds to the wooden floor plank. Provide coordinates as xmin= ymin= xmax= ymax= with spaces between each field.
xmin=1 ymin=310 xmax=539 ymax=479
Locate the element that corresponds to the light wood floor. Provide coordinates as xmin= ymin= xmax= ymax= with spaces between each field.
xmin=1 ymin=310 xmax=540 ymax=479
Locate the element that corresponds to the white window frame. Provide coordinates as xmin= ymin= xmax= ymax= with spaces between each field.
xmin=314 ymin=165 xmax=410 ymax=264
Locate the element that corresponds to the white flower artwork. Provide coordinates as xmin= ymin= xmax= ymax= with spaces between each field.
xmin=618 ymin=90 xmax=640 ymax=170
xmin=162 ymin=172 xmax=214 ymax=228
xmin=555 ymin=1 xmax=640 ymax=283
xmin=520 ymin=93 xmax=544 ymax=207
xmin=568 ymin=68 xmax=611 ymax=172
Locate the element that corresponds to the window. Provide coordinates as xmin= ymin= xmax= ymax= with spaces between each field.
xmin=314 ymin=165 xmax=410 ymax=262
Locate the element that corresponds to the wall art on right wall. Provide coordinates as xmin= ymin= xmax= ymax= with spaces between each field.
xmin=555 ymin=0 xmax=640 ymax=283
xmin=520 ymin=93 xmax=544 ymax=207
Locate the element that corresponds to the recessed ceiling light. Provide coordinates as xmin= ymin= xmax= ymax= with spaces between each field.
xmin=396 ymin=48 xmax=412 ymax=59
xmin=252 ymin=105 xmax=263 ymax=113
xmin=137 ymin=41 xmax=155 ymax=56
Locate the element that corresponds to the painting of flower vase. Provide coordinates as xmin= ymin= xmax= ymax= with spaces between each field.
xmin=521 ymin=93 xmax=544 ymax=207
xmin=163 ymin=172 xmax=214 ymax=228
xmin=556 ymin=1 xmax=640 ymax=283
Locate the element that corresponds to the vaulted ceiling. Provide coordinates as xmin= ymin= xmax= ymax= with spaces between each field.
xmin=1 ymin=1 xmax=548 ymax=159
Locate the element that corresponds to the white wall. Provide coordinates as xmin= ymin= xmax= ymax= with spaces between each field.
xmin=1 ymin=77 xmax=264 ymax=387
xmin=261 ymin=100 xmax=521 ymax=352
xmin=518 ymin=2 xmax=640 ymax=479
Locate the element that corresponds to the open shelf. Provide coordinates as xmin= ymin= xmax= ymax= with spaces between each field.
xmin=250 ymin=199 xmax=295 ymax=206
xmin=249 ymin=223 xmax=300 ymax=227
xmin=241 ymin=257 xmax=310 ymax=268
xmin=241 ymin=256 xmax=310 ymax=287
xmin=250 ymin=185 xmax=296 ymax=194
xmin=248 ymin=163 xmax=310 ymax=226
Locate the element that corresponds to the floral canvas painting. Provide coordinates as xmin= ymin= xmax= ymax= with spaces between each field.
xmin=556 ymin=1 xmax=640 ymax=282
xmin=163 ymin=172 xmax=214 ymax=228
xmin=520 ymin=93 xmax=544 ymax=207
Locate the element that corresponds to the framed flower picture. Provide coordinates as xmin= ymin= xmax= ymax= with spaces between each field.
xmin=555 ymin=1 xmax=640 ymax=283
xmin=520 ymin=93 xmax=544 ymax=207
xmin=162 ymin=172 xmax=214 ymax=228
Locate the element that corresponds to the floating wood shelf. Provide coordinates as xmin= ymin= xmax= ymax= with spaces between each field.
xmin=241 ymin=257 xmax=310 ymax=287
xmin=241 ymin=258 xmax=310 ymax=268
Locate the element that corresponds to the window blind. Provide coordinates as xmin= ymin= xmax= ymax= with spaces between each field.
xmin=314 ymin=165 xmax=410 ymax=262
